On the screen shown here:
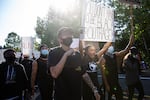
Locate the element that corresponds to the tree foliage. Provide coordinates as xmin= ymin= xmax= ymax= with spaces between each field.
xmin=35 ymin=6 xmax=81 ymax=47
xmin=4 ymin=32 xmax=21 ymax=51
xmin=35 ymin=0 xmax=150 ymax=64
xmin=112 ymin=0 xmax=150 ymax=65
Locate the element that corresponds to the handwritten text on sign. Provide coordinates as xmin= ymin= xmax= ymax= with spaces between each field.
xmin=21 ymin=37 xmax=34 ymax=56
xmin=82 ymin=0 xmax=115 ymax=42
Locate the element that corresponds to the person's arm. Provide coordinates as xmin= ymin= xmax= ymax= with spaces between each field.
xmin=82 ymin=73 xmax=100 ymax=100
xmin=100 ymin=57 xmax=110 ymax=92
xmin=96 ymin=42 xmax=112 ymax=58
xmin=31 ymin=60 xmax=38 ymax=96
xmin=122 ymin=53 xmax=130 ymax=68
xmin=115 ymin=33 xmax=134 ymax=57
xmin=50 ymin=49 xmax=74 ymax=79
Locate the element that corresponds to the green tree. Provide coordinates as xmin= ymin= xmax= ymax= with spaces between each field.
xmin=4 ymin=32 xmax=21 ymax=51
xmin=111 ymin=0 xmax=150 ymax=65
xmin=133 ymin=1 xmax=150 ymax=63
xmin=35 ymin=5 xmax=81 ymax=48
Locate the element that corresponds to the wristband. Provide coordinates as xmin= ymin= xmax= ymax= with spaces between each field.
xmin=93 ymin=89 xmax=99 ymax=93
xmin=92 ymin=86 xmax=98 ymax=93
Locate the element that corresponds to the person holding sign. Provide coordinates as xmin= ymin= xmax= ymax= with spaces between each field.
xmin=100 ymin=33 xmax=134 ymax=100
xmin=79 ymin=32 xmax=112 ymax=100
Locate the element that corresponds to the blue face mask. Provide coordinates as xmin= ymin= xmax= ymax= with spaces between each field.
xmin=107 ymin=46 xmax=114 ymax=54
xmin=41 ymin=49 xmax=49 ymax=56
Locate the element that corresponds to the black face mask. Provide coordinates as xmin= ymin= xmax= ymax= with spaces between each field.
xmin=5 ymin=57 xmax=16 ymax=64
xmin=62 ymin=37 xmax=73 ymax=47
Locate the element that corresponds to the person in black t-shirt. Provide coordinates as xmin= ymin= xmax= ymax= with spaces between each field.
xmin=0 ymin=49 xmax=28 ymax=100
xmin=123 ymin=46 xmax=144 ymax=100
xmin=100 ymin=33 xmax=134 ymax=100
xmin=20 ymin=55 xmax=33 ymax=85
xmin=20 ymin=54 xmax=33 ymax=99
xmin=31 ymin=44 xmax=53 ymax=100
xmin=48 ymin=27 xmax=100 ymax=100
xmin=79 ymin=38 xmax=112 ymax=100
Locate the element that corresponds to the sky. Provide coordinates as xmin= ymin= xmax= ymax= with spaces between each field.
xmin=0 ymin=0 xmax=70 ymax=46
xmin=0 ymin=0 xmax=78 ymax=46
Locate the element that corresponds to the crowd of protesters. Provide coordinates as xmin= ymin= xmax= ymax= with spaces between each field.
xmin=0 ymin=27 xmax=144 ymax=100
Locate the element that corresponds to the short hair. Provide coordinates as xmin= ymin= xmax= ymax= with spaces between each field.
xmin=57 ymin=27 xmax=74 ymax=38
xmin=39 ymin=44 xmax=48 ymax=50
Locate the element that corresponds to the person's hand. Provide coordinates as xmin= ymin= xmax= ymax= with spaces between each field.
xmin=94 ymin=92 xmax=101 ymax=100
xmin=65 ymin=49 xmax=74 ymax=57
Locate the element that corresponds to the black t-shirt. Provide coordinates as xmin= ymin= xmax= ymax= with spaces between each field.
xmin=82 ymin=55 xmax=100 ymax=87
xmin=36 ymin=58 xmax=53 ymax=83
xmin=20 ymin=59 xmax=33 ymax=79
xmin=0 ymin=62 xmax=28 ymax=99
xmin=48 ymin=47 xmax=84 ymax=100
xmin=124 ymin=55 xmax=140 ymax=85
xmin=36 ymin=58 xmax=53 ymax=100
xmin=103 ymin=54 xmax=118 ymax=85
xmin=82 ymin=55 xmax=100 ymax=100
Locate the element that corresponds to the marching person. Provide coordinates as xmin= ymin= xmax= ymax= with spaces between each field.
xmin=0 ymin=49 xmax=28 ymax=100
xmin=31 ymin=44 xmax=53 ymax=100
xmin=20 ymin=54 xmax=33 ymax=99
xmin=123 ymin=46 xmax=144 ymax=100
xmin=79 ymin=33 xmax=112 ymax=100
xmin=48 ymin=27 xmax=100 ymax=100
xmin=100 ymin=33 xmax=134 ymax=100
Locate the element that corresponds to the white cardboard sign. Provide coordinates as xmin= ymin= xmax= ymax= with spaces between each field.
xmin=81 ymin=0 xmax=115 ymax=42
xmin=21 ymin=37 xmax=34 ymax=56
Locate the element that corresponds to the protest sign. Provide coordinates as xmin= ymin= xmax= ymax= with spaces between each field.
xmin=81 ymin=0 xmax=115 ymax=42
xmin=21 ymin=37 xmax=34 ymax=56
xmin=70 ymin=38 xmax=79 ymax=49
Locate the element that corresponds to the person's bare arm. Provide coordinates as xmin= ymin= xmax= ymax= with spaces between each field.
xmin=115 ymin=33 xmax=134 ymax=57
xmin=31 ymin=60 xmax=38 ymax=95
xmin=100 ymin=57 xmax=110 ymax=92
xmin=50 ymin=49 xmax=74 ymax=78
xmin=97 ymin=42 xmax=112 ymax=58
xmin=82 ymin=73 xmax=100 ymax=100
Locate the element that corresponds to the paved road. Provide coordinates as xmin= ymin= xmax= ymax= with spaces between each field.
xmin=98 ymin=74 xmax=150 ymax=99
xmin=34 ymin=72 xmax=150 ymax=100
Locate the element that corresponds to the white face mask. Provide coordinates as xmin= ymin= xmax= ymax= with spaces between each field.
xmin=107 ymin=46 xmax=114 ymax=54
